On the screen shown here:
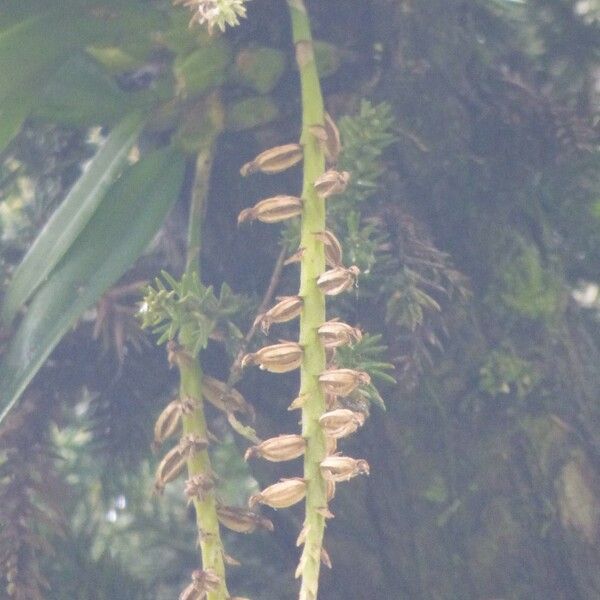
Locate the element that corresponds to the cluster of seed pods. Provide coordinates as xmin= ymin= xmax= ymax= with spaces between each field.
xmin=152 ymin=365 xmax=268 ymax=600
xmin=238 ymin=115 xmax=371 ymax=590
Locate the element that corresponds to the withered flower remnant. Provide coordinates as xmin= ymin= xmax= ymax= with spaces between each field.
xmin=179 ymin=568 xmax=221 ymax=600
xmin=184 ymin=473 xmax=216 ymax=502
xmin=179 ymin=434 xmax=210 ymax=458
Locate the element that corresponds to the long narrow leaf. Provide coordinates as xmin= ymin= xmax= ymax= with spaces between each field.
xmin=1 ymin=112 xmax=145 ymax=325
xmin=0 ymin=147 xmax=185 ymax=424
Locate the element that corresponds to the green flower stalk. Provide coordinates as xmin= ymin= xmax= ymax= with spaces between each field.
xmin=287 ymin=2 xmax=329 ymax=598
xmin=238 ymin=2 xmax=371 ymax=599
xmin=142 ymin=101 xmax=235 ymax=600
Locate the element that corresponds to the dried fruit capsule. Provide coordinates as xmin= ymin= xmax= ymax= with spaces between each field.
xmin=313 ymin=230 xmax=343 ymax=267
xmin=313 ymin=170 xmax=350 ymax=199
xmin=318 ymin=368 xmax=371 ymax=397
xmin=317 ymin=265 xmax=360 ymax=295
xmin=255 ymin=296 xmax=303 ymax=334
xmin=238 ymin=195 xmax=303 ymax=225
xmin=241 ymin=342 xmax=303 ymax=373
xmin=317 ymin=320 xmax=362 ymax=349
xmin=249 ymin=477 xmax=307 ymax=509
xmin=153 ymin=399 xmax=182 ymax=446
xmin=320 ymin=455 xmax=370 ymax=482
xmin=245 ymin=434 xmax=306 ymax=462
xmin=216 ymin=505 xmax=274 ymax=534
xmin=309 ymin=112 xmax=341 ymax=164
xmin=319 ymin=408 xmax=366 ymax=439
xmin=202 ymin=375 xmax=252 ymax=416
xmin=240 ymin=143 xmax=303 ymax=176
xmin=155 ymin=445 xmax=187 ymax=493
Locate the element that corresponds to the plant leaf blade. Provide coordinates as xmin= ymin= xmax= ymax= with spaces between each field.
xmin=0 ymin=146 xmax=185 ymax=424
xmin=1 ymin=112 xmax=145 ymax=324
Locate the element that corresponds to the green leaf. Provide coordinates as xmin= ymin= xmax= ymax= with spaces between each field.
xmin=232 ymin=47 xmax=286 ymax=94
xmin=225 ymin=96 xmax=279 ymax=131
xmin=314 ymin=40 xmax=342 ymax=78
xmin=173 ymin=40 xmax=232 ymax=96
xmin=0 ymin=147 xmax=185 ymax=424
xmin=0 ymin=6 xmax=106 ymax=150
xmin=0 ymin=99 xmax=30 ymax=152
xmin=32 ymin=54 xmax=150 ymax=127
xmin=2 ymin=112 xmax=146 ymax=325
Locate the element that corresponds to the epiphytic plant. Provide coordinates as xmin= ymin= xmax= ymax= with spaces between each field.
xmin=236 ymin=1 xmax=379 ymax=598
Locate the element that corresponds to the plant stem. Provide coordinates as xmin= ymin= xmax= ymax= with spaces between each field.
xmin=178 ymin=96 xmax=228 ymax=598
xmin=185 ymin=147 xmax=214 ymax=279
xmin=178 ymin=353 xmax=228 ymax=600
xmin=287 ymin=1 xmax=328 ymax=598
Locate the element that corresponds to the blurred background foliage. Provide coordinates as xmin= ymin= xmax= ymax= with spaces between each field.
xmin=1 ymin=0 xmax=600 ymax=598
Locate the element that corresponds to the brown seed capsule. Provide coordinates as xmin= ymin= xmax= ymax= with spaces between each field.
xmin=245 ymin=434 xmax=306 ymax=462
xmin=202 ymin=375 xmax=252 ymax=416
xmin=316 ymin=265 xmax=360 ymax=295
xmin=184 ymin=473 xmax=215 ymax=502
xmin=249 ymin=477 xmax=307 ymax=509
xmin=241 ymin=341 xmax=303 ymax=373
xmin=319 ymin=408 xmax=366 ymax=439
xmin=255 ymin=296 xmax=303 ymax=334
xmin=309 ymin=113 xmax=341 ymax=164
xmin=238 ymin=195 xmax=303 ymax=225
xmin=217 ymin=505 xmax=274 ymax=534
xmin=153 ymin=400 xmax=182 ymax=447
xmin=313 ymin=170 xmax=350 ymax=199
xmin=317 ymin=320 xmax=362 ymax=349
xmin=313 ymin=230 xmax=343 ymax=267
xmin=240 ymin=143 xmax=303 ymax=176
xmin=320 ymin=455 xmax=370 ymax=482
xmin=155 ymin=445 xmax=187 ymax=493
xmin=318 ymin=368 xmax=371 ymax=397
